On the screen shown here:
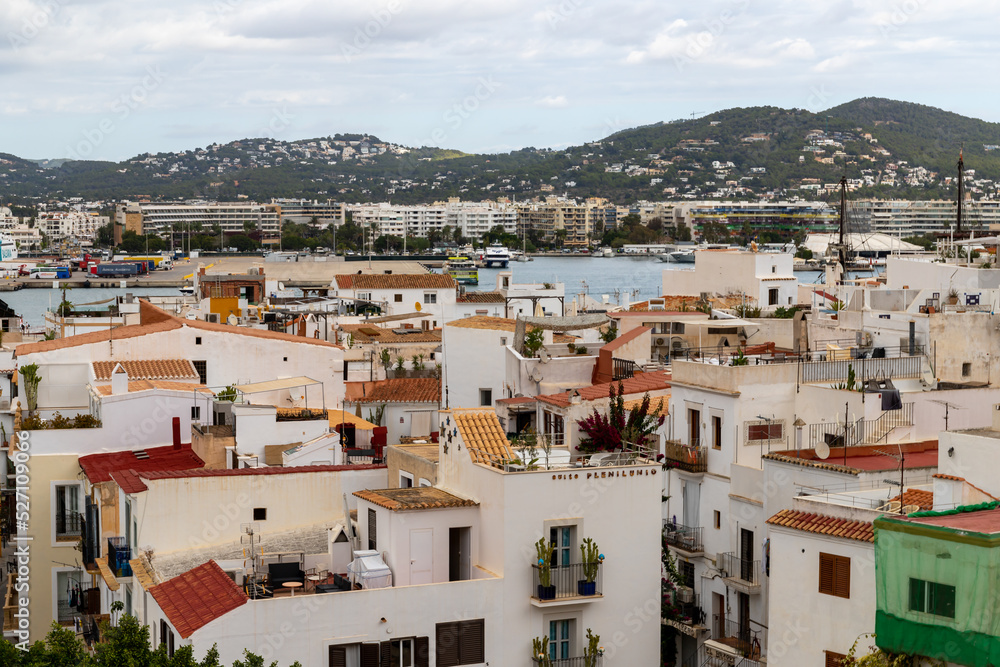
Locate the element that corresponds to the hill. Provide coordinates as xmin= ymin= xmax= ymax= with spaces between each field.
xmin=2 ymin=98 xmax=1000 ymax=204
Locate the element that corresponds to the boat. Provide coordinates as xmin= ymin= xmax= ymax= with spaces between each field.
xmin=598 ymin=247 xmax=614 ymax=258
xmin=483 ymin=243 xmax=511 ymax=268
xmin=511 ymin=249 xmax=531 ymax=263
xmin=179 ymin=285 xmax=196 ymax=296
xmin=661 ymin=249 xmax=696 ymax=263
xmin=444 ymin=257 xmax=479 ymax=285
xmin=0 ymin=234 xmax=17 ymax=262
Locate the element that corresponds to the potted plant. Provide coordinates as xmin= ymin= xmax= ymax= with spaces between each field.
xmin=578 ymin=538 xmax=603 ymax=596
xmin=532 ymin=636 xmax=552 ymax=666
xmin=535 ymin=538 xmax=556 ymax=599
xmin=830 ymin=299 xmax=845 ymax=320
xmin=947 ymin=287 xmax=959 ymax=305
xmin=583 ymin=628 xmax=603 ymax=667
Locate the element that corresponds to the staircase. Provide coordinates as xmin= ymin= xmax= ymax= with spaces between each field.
xmin=860 ymin=403 xmax=914 ymax=445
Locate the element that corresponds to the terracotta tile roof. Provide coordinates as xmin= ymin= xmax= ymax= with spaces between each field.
xmin=96 ymin=557 xmax=120 ymax=591
xmin=496 ymin=396 xmax=537 ymax=405
xmin=149 ymin=560 xmax=248 ymax=638
xmin=933 ymin=473 xmax=964 ymax=481
xmin=890 ymin=488 xmax=934 ymax=511
xmin=336 ymin=273 xmax=457 ymax=290
xmin=354 ymin=487 xmax=478 ymax=511
xmin=135 ymin=464 xmax=384 ymax=485
xmin=536 ymin=371 xmax=671 ymax=408
xmin=81 ymin=444 xmax=204 ymax=486
xmin=623 ymin=395 xmax=668 ymax=416
xmin=353 ymin=378 xmax=441 ymax=404
xmin=452 ymin=410 xmax=514 ymax=465
xmin=766 ymin=509 xmax=875 ymax=543
xmin=93 ymin=359 xmax=198 ymax=381
xmin=339 ymin=324 xmax=442 ymax=344
xmin=16 ymin=301 xmax=340 ymax=356
xmin=94 ymin=380 xmax=214 ymax=396
xmin=130 ymin=556 xmax=158 ymax=590
xmin=457 ymin=291 xmax=505 ymax=303
xmin=447 ymin=316 xmax=519 ymax=332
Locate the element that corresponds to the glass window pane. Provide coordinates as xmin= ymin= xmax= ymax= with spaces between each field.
xmin=561 ymin=528 xmax=570 ymax=548
xmin=908 ymin=578 xmax=924 ymax=612
xmin=549 ymin=621 xmax=557 ymax=641
xmin=402 ymin=639 xmax=412 ymax=666
xmin=561 ymin=621 xmax=569 ymax=640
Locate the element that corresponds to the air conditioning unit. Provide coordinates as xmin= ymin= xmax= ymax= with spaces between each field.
xmin=205 ymin=313 xmax=220 ymax=323
xmin=677 ymin=586 xmax=694 ymax=603
xmin=655 ymin=337 xmax=666 ymax=346
xmin=716 ymin=554 xmax=729 ymax=576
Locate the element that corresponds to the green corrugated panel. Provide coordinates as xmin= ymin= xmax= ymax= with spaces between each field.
xmin=877 ymin=611 xmax=1000 ymax=667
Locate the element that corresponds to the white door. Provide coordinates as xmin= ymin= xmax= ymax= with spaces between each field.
xmin=409 ymin=529 xmax=433 ymax=585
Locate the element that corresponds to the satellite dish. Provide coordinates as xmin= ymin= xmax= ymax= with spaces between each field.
xmin=529 ymin=369 xmax=543 ymax=383
xmin=815 ymin=441 xmax=831 ymax=460
xmin=538 ymin=350 xmax=551 ymax=363
xmin=227 ymin=314 xmax=239 ymax=326
xmin=415 ymin=302 xmax=422 ymax=312
xmin=278 ymin=282 xmax=285 ymax=291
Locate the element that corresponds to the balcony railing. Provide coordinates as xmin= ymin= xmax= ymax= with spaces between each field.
xmin=55 ymin=511 xmax=82 ymax=538
xmin=531 ymin=562 xmax=603 ymax=601
xmin=712 ymin=616 xmax=764 ymax=660
xmin=663 ymin=440 xmax=707 ymax=473
xmin=663 ymin=521 xmax=704 ymax=554
xmin=532 ymin=656 xmax=604 ymax=667
xmin=612 ymin=358 xmax=637 ymax=381
xmin=666 ymin=591 xmax=706 ymax=627
xmin=107 ymin=537 xmax=133 ymax=578
xmin=719 ymin=553 xmax=760 ymax=587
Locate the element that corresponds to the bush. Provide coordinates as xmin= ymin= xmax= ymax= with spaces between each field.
xmin=21 ymin=411 xmax=102 ymax=430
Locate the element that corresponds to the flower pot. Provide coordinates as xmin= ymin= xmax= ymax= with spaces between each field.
xmin=577 ymin=580 xmax=596 ymax=596
xmin=537 ymin=584 xmax=556 ymax=600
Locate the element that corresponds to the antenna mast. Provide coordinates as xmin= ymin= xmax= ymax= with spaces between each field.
xmin=957 ymin=148 xmax=965 ymax=235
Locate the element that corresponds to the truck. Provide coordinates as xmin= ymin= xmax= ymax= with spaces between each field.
xmin=91 ymin=262 xmax=138 ymax=278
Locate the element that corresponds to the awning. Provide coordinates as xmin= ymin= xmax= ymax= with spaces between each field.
xmin=233 ymin=376 xmax=321 ymax=395
xmin=96 ymin=557 xmax=120 ymax=591
xmin=329 ymin=410 xmax=378 ymax=430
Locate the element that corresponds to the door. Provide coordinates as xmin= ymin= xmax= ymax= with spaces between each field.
xmin=409 ymin=529 xmax=433 ymax=585
xmin=549 ymin=620 xmax=572 ymax=661
xmin=449 ymin=527 xmax=471 ymax=582
xmin=688 ymin=409 xmax=701 ymax=447
xmin=740 ymin=528 xmax=754 ymax=582
xmin=737 ymin=592 xmax=751 ymax=652
xmin=712 ymin=592 xmax=725 ymax=639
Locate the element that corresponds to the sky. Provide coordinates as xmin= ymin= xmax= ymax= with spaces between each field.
xmin=1 ymin=0 xmax=998 ymax=161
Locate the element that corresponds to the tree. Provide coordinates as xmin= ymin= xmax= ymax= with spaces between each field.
xmin=554 ymin=229 xmax=568 ymax=248
xmin=576 ymin=386 xmax=665 ymax=453
xmin=225 ymin=233 xmax=259 ymax=252
xmin=96 ymin=223 xmax=114 ymax=247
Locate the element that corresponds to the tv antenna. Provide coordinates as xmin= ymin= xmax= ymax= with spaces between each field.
xmin=930 ymin=399 xmax=964 ymax=432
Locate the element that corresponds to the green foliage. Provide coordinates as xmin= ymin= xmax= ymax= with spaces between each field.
xmin=535 ymin=538 xmax=555 ymax=587
xmin=379 ymin=349 xmax=392 ymax=371
xmin=842 ymin=634 xmax=916 ymax=667
xmin=395 ymin=355 xmax=405 ymax=372
xmin=584 ymin=629 xmax=602 ymax=667
xmin=733 ymin=299 xmax=762 ymax=318
xmin=523 ymin=328 xmax=545 ymax=358
xmin=772 ymin=306 xmax=799 ymax=319
xmin=599 ymin=326 xmax=618 ymax=344
xmin=21 ymin=412 xmax=101 ymax=430
xmin=19 ymin=363 xmax=42 ymax=413
xmin=833 ymin=364 xmax=863 ymax=392
xmin=580 ymin=538 xmax=603 ymax=583
xmin=532 ymin=636 xmax=551 ymax=666
xmin=730 ymin=349 xmax=749 ymax=366
xmin=367 ymin=403 xmax=386 ymax=427
xmin=794 ymin=247 xmax=813 ymax=260
xmin=217 ymin=385 xmax=238 ymax=402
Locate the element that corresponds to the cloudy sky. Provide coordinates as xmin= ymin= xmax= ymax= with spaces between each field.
xmin=1 ymin=0 xmax=996 ymax=161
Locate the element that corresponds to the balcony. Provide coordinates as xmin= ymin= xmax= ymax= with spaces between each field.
xmin=711 ymin=616 xmax=764 ymax=661
xmin=663 ymin=440 xmax=707 ymax=474
xmin=532 ymin=657 xmax=603 ymax=667
xmin=107 ymin=537 xmax=133 ymax=578
xmin=664 ymin=592 xmax=708 ymax=638
xmin=531 ymin=562 xmax=603 ymax=606
xmin=719 ymin=553 xmax=760 ymax=594
xmin=663 ymin=521 xmax=704 ymax=556
xmin=55 ymin=511 xmax=82 ymax=540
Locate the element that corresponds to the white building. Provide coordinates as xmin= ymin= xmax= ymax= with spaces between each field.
xmin=116 ymin=201 xmax=282 ymax=240
xmin=665 ymin=250 xmax=798 ymax=311
xmin=333 ymin=273 xmax=458 ymax=325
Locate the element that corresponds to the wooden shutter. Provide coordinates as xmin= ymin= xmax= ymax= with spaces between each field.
xmin=360 ymin=643 xmax=380 ymax=667
xmin=436 ymin=622 xmax=460 ymax=667
xmin=380 ymin=641 xmax=392 ymax=667
xmin=459 ymin=620 xmax=485 ymax=664
xmin=825 ymin=650 xmax=847 ymax=667
xmin=834 ymin=556 xmax=851 ymax=599
xmin=329 ymin=645 xmax=347 ymax=667
xmin=818 ymin=553 xmax=834 ymax=595
xmin=415 ymin=636 xmax=430 ymax=667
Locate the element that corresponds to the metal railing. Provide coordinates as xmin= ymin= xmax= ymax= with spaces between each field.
xmin=712 ymin=616 xmax=763 ymax=659
xmin=55 ymin=511 xmax=82 ymax=537
xmin=719 ymin=553 xmax=760 ymax=586
xmin=800 ymin=355 xmax=923 ymax=384
xmin=107 ymin=537 xmax=133 ymax=578
xmin=612 ymin=357 xmax=637 ymax=381
xmin=807 ymin=403 xmax=913 ymax=450
xmin=663 ymin=440 xmax=708 ymax=473
xmin=532 ymin=657 xmax=603 ymax=667
xmin=532 ymin=562 xmax=603 ymax=600
xmin=669 ymin=592 xmax=705 ymax=626
xmin=663 ymin=521 xmax=704 ymax=553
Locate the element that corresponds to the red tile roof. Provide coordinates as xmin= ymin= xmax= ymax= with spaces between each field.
xmin=339 ymin=324 xmax=442 ymax=344
xmin=93 ymin=359 xmax=198 ymax=381
xmin=456 ymin=291 xmax=505 ymax=303
xmin=766 ymin=509 xmax=874 ymax=543
xmin=149 ymin=561 xmax=248 ymax=638
xmin=336 ymin=273 xmax=457 ymax=290
xmin=135 ymin=464 xmax=384 ymax=484
xmin=354 ymin=487 xmax=478 ymax=511
xmin=890 ymin=488 xmax=934 ymax=511
xmin=94 ymin=380 xmax=214 ymax=396
xmin=601 ymin=326 xmax=650 ymax=352
xmin=80 ymin=444 xmax=204 ymax=486
xmin=536 ymin=371 xmax=671 ymax=408
xmin=353 ymin=378 xmax=441 ymax=404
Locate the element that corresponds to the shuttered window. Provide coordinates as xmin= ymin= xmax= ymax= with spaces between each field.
xmin=368 ymin=508 xmax=377 ymax=551
xmin=329 ymin=645 xmax=346 ymax=667
xmin=360 ymin=643 xmax=380 ymax=667
xmin=436 ymin=619 xmax=486 ymax=666
xmin=818 ymin=553 xmax=851 ymax=599
xmin=824 ymin=650 xmax=847 ymax=667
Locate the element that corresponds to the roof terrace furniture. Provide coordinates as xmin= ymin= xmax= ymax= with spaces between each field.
xmin=267 ymin=561 xmax=305 ymax=587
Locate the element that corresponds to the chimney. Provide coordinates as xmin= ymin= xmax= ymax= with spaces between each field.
xmin=172 ymin=417 xmax=182 ymax=449
xmin=111 ymin=363 xmax=128 ymax=395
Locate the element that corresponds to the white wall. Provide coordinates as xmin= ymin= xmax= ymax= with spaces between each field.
xmin=98 ymin=388 xmax=213 ymax=450
xmin=443 ymin=324 xmax=509 ymax=408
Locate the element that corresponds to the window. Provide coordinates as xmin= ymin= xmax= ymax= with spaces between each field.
xmin=549 ymin=619 xmax=572 ymax=661
xmin=193 ymin=360 xmax=208 ymax=385
xmin=195 ymin=336 xmax=202 ymax=345
xmin=479 ymin=389 xmax=492 ymax=406
xmin=388 ymin=638 xmax=415 ymax=666
xmin=436 ymin=619 xmax=485 ymax=666
xmin=159 ymin=620 xmax=175 ymax=657
xmin=159 ymin=620 xmax=168 ymax=648
xmin=747 ymin=422 xmax=782 ymax=441
xmin=963 ymin=362 xmax=971 ymax=377
xmin=909 ymin=578 xmax=956 ymax=618
xmin=825 ymin=651 xmax=847 ymax=667
xmin=368 ymin=508 xmax=377 ymax=551
xmin=253 ymin=508 xmax=267 ymax=521
xmin=768 ymin=288 xmax=778 ymax=305
xmin=394 ymin=293 xmax=403 ymax=303
xmin=424 ymin=292 xmax=437 ymax=304
xmin=500 ymin=337 xmax=507 ymax=346
xmin=819 ymin=553 xmax=851 ymax=599
xmin=400 ymin=472 xmax=414 ymax=489
xmin=357 ymin=292 xmax=371 ymax=302
xmin=713 ymin=510 xmax=721 ymax=530
xmin=54 ymin=484 xmax=81 ymax=539
xmin=712 ymin=415 xmax=722 ymax=450
xmin=679 ymin=560 xmax=695 ymax=588
xmin=191 ymin=406 xmax=201 ymax=420
xmin=550 ymin=526 xmax=573 ymax=568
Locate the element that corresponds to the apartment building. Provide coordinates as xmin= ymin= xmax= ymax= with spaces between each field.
xmin=851 ymin=199 xmax=1000 ymax=236
xmin=115 ymin=201 xmax=281 ymax=240
xmin=37 ymin=211 xmax=109 ymax=242
xmin=268 ymin=199 xmax=346 ymax=227
xmin=668 ymin=201 xmax=838 ymax=237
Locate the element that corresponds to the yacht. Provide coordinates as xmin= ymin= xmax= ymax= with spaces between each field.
xmin=660 ymin=249 xmax=696 ymax=263
xmin=0 ymin=234 xmax=17 ymax=262
xmin=444 ymin=257 xmax=479 ymax=285
xmin=483 ymin=243 xmax=511 ymax=268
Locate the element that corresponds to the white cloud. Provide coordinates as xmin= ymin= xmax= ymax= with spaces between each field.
xmin=536 ymin=95 xmax=568 ymax=108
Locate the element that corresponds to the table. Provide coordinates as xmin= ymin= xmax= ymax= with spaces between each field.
xmin=282 ymin=581 xmax=303 ymax=597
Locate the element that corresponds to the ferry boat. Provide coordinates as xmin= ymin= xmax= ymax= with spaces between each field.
xmin=444 ymin=257 xmax=479 ymax=285
xmin=482 ymin=243 xmax=511 ymax=268
xmin=0 ymin=234 xmax=17 ymax=262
